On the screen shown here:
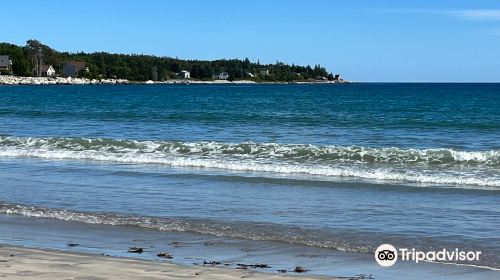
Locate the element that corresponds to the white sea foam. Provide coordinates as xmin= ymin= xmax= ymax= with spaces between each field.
xmin=2 ymin=202 xmax=499 ymax=270
xmin=1 ymin=136 xmax=499 ymax=188
xmin=0 ymin=202 xmax=363 ymax=252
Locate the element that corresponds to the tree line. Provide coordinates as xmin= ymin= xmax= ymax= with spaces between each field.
xmin=0 ymin=40 xmax=336 ymax=81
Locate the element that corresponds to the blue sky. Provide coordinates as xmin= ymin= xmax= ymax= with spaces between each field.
xmin=2 ymin=0 xmax=500 ymax=82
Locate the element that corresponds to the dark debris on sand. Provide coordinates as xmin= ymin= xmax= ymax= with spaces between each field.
xmin=157 ymin=252 xmax=173 ymax=259
xmin=67 ymin=241 xmax=79 ymax=247
xmin=203 ymin=260 xmax=221 ymax=266
xmin=293 ymin=266 xmax=310 ymax=273
xmin=338 ymin=274 xmax=375 ymax=280
xmin=236 ymin=263 xmax=271 ymax=269
xmin=127 ymin=246 xmax=144 ymax=253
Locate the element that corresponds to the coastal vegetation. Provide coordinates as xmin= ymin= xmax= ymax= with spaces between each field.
xmin=0 ymin=40 xmax=337 ymax=82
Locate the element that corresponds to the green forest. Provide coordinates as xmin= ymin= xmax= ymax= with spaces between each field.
xmin=0 ymin=40 xmax=337 ymax=82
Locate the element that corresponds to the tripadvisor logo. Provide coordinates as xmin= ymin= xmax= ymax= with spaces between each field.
xmin=375 ymin=244 xmax=481 ymax=267
xmin=375 ymin=244 xmax=398 ymax=267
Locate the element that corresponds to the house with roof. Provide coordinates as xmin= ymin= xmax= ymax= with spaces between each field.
xmin=179 ymin=70 xmax=190 ymax=79
xmin=41 ymin=65 xmax=56 ymax=77
xmin=0 ymin=55 xmax=12 ymax=73
xmin=63 ymin=61 xmax=86 ymax=77
xmin=218 ymin=72 xmax=229 ymax=80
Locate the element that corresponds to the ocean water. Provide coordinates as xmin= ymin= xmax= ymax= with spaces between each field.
xmin=0 ymin=84 xmax=499 ymax=277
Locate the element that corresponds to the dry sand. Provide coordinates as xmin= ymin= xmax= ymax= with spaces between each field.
xmin=0 ymin=246 xmax=339 ymax=280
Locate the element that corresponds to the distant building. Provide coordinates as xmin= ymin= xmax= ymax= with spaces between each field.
xmin=0 ymin=55 xmax=12 ymax=73
xmin=179 ymin=70 xmax=190 ymax=79
xmin=246 ymin=72 xmax=255 ymax=78
xmin=218 ymin=72 xmax=229 ymax=80
xmin=41 ymin=65 xmax=56 ymax=77
xmin=63 ymin=61 xmax=86 ymax=77
xmin=260 ymin=69 xmax=270 ymax=76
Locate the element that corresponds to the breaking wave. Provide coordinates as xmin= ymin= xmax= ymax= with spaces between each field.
xmin=1 ymin=136 xmax=499 ymax=188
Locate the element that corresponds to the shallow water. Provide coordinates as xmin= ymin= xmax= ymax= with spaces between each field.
xmin=2 ymin=214 xmax=499 ymax=280
xmin=0 ymin=84 xmax=499 ymax=277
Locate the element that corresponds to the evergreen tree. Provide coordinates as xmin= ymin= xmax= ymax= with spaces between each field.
xmin=0 ymin=40 xmax=334 ymax=81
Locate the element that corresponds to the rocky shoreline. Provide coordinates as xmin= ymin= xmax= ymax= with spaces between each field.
xmin=0 ymin=76 xmax=128 ymax=85
xmin=0 ymin=75 xmax=350 ymax=86
xmin=149 ymin=79 xmax=351 ymax=85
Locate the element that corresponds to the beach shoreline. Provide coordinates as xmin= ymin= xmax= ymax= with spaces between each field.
xmin=0 ymin=245 xmax=335 ymax=280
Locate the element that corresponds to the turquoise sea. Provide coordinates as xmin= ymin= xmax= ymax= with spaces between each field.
xmin=0 ymin=84 xmax=499 ymax=279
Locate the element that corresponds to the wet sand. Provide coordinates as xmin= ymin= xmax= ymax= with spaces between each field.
xmin=2 ymin=214 xmax=500 ymax=280
xmin=0 ymin=245 xmax=336 ymax=280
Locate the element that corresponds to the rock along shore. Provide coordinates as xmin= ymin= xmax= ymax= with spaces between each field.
xmin=0 ymin=76 xmax=128 ymax=85
xmin=143 ymin=79 xmax=350 ymax=85
xmin=0 ymin=75 xmax=350 ymax=86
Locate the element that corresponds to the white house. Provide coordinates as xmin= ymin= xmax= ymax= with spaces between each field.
xmin=246 ymin=72 xmax=255 ymax=78
xmin=41 ymin=65 xmax=56 ymax=77
xmin=180 ymin=70 xmax=190 ymax=79
xmin=218 ymin=72 xmax=229 ymax=80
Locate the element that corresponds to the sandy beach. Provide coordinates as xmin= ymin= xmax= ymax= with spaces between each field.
xmin=0 ymin=246 xmax=338 ymax=280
